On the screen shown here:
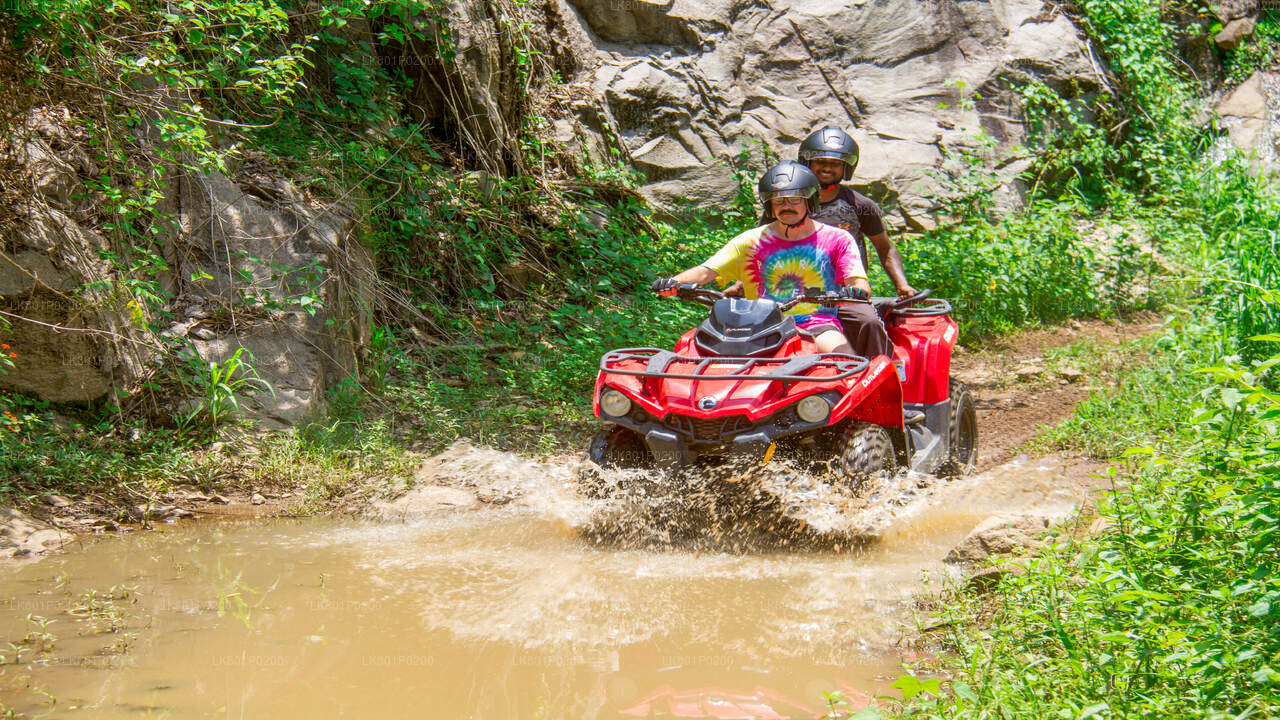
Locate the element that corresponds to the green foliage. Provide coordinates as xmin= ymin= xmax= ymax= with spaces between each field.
xmin=874 ymin=3 xmax=1280 ymax=718
xmin=177 ymin=346 xmax=273 ymax=434
xmin=893 ymin=331 xmax=1280 ymax=719
xmin=1221 ymin=9 xmax=1280 ymax=85
xmin=898 ymin=201 xmax=1161 ymax=340
xmin=1037 ymin=310 xmax=1228 ymax=457
xmin=1016 ymin=0 xmax=1198 ymax=202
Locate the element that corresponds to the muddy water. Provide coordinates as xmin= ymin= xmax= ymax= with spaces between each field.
xmin=0 ymin=454 xmax=1094 ymax=719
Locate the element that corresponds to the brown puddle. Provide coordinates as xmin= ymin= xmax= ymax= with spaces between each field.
xmin=0 ymin=453 xmax=1102 ymax=718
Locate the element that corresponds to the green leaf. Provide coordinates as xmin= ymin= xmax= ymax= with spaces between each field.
xmin=1080 ymin=702 xmax=1109 ymax=718
xmin=892 ymin=675 xmax=923 ymax=701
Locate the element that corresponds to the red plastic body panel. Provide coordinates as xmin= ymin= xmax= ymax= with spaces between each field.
xmin=886 ymin=313 xmax=957 ymax=405
xmin=595 ymin=328 xmax=905 ymax=430
xmin=834 ymin=356 xmax=902 ymax=427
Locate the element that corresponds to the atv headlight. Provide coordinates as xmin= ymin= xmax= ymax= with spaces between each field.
xmin=796 ymin=395 xmax=831 ymax=424
xmin=600 ymin=389 xmax=633 ymax=418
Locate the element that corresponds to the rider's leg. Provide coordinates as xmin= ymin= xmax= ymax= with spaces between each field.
xmin=814 ymin=329 xmax=853 ymax=354
xmin=838 ymin=304 xmax=892 ymax=358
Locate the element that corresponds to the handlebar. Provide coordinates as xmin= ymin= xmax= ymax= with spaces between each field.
xmin=657 ymin=282 xmax=874 ymax=310
xmin=892 ymin=288 xmax=931 ymax=309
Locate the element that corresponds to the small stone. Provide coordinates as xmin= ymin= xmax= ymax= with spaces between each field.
xmin=165 ymin=508 xmax=195 ymax=520
xmin=210 ymin=442 xmax=225 ymax=453
xmin=250 ymin=493 xmax=266 ymax=505
xmin=134 ymin=504 xmax=176 ymax=520
xmin=184 ymin=304 xmax=210 ymax=319
xmin=43 ymin=494 xmax=72 ymax=508
xmin=1058 ymin=367 xmax=1084 ymax=383
xmin=966 ymin=566 xmax=1005 ymax=593
xmin=946 ymin=514 xmax=1050 ymax=564
xmin=1014 ymin=363 xmax=1044 ymax=381
xmin=209 ymin=494 xmax=230 ymax=504
xmin=1215 ymin=17 xmax=1257 ymax=51
xmin=191 ymin=326 xmax=217 ymax=341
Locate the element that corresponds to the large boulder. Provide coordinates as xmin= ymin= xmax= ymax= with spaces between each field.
xmin=165 ymin=170 xmax=376 ymax=427
xmin=0 ymin=108 xmax=375 ymax=426
xmin=552 ymin=0 xmax=1104 ymax=225
xmin=1215 ymin=71 xmax=1279 ymax=168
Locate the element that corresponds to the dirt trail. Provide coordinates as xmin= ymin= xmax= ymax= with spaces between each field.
xmin=952 ymin=313 xmax=1164 ymax=470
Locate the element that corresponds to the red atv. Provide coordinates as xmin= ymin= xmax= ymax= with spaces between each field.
xmin=585 ymin=284 xmax=977 ymax=491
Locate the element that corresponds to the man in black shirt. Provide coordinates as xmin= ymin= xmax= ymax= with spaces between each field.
xmin=799 ymin=127 xmax=917 ymax=300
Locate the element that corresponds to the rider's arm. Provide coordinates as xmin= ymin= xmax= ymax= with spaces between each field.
xmin=843 ymin=275 xmax=873 ymax=297
xmin=867 ymin=232 xmax=917 ymax=299
xmin=671 ymin=266 xmax=719 ymax=285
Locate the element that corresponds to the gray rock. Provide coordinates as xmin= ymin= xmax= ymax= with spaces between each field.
xmin=133 ymin=503 xmax=177 ymax=520
xmin=20 ymin=528 xmax=71 ymax=554
xmin=946 ymin=513 xmax=1050 ymax=564
xmin=250 ymin=493 xmax=266 ymax=505
xmin=42 ymin=494 xmax=72 ymax=508
xmin=1058 ymin=367 xmax=1084 ymax=383
xmin=1214 ymin=0 xmax=1258 ymax=23
xmin=0 ymin=108 xmax=375 ymax=422
xmin=1219 ymin=72 xmax=1268 ymax=120
xmin=0 ymin=508 xmax=72 ymax=557
xmin=553 ymin=0 xmax=1101 ymax=226
xmin=1215 ymin=17 xmax=1257 ymax=51
xmin=1014 ymin=362 xmax=1045 ymax=381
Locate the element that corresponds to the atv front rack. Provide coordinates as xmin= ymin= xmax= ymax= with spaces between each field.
xmin=600 ymin=348 xmax=869 ymax=382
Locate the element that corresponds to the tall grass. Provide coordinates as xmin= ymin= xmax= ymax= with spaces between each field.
xmin=869 ymin=0 xmax=1280 ymax=715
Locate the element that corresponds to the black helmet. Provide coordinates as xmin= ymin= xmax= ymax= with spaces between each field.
xmin=798 ymin=126 xmax=859 ymax=181
xmin=758 ymin=161 xmax=820 ymax=219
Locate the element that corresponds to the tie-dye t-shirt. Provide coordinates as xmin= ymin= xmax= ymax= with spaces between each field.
xmin=701 ymin=222 xmax=867 ymax=317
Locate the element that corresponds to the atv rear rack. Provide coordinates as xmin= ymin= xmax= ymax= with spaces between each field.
xmin=600 ymin=348 xmax=869 ymax=382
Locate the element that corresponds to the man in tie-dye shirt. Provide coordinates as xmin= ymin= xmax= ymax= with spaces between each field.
xmin=659 ymin=162 xmax=891 ymax=358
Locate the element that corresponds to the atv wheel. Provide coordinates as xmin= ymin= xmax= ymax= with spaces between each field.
xmin=941 ymin=378 xmax=978 ymax=476
xmin=837 ymin=422 xmax=898 ymax=496
xmin=580 ymin=427 xmax=650 ymax=497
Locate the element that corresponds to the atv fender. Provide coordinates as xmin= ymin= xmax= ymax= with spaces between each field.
xmin=831 ymin=356 xmax=902 ymax=429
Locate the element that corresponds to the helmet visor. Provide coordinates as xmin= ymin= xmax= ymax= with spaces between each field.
xmin=799 ymin=148 xmax=855 ymax=165
xmin=759 ymin=187 xmax=816 ymax=204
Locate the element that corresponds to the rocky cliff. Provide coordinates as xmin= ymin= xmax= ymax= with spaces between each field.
xmin=550 ymin=0 xmax=1103 ymax=226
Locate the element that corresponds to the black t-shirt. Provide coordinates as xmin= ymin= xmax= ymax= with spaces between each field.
xmin=809 ymin=187 xmax=886 ymax=270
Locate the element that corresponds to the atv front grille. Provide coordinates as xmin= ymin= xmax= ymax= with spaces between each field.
xmin=666 ymin=414 xmax=751 ymax=443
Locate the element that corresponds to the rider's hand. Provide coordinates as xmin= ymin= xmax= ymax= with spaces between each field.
xmin=652 ymin=277 xmax=680 ymax=296
xmin=838 ymin=286 xmax=870 ymax=301
xmin=896 ymin=284 xmax=918 ymax=300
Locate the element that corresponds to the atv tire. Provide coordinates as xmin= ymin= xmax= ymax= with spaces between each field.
xmin=580 ymin=427 xmax=650 ymax=498
xmin=941 ymin=378 xmax=978 ymax=476
xmin=837 ymin=422 xmax=898 ymax=496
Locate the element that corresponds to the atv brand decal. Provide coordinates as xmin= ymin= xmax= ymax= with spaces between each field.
xmin=943 ymin=325 xmax=956 ymax=343
xmin=697 ymin=397 xmax=718 ymax=410
xmin=860 ymin=360 xmax=885 ymax=387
